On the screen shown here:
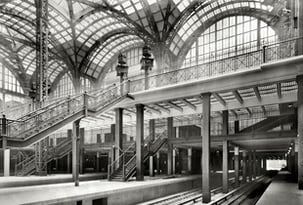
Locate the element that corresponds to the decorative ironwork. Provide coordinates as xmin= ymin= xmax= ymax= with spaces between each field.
xmin=129 ymin=37 xmax=299 ymax=93
xmin=34 ymin=0 xmax=49 ymax=175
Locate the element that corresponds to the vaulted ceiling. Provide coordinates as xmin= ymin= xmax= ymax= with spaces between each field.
xmin=0 ymin=0 xmax=287 ymax=91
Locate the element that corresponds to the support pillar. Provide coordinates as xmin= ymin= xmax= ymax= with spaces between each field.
xmin=149 ymin=119 xmax=155 ymax=141
xmin=115 ymin=108 xmax=123 ymax=166
xmin=252 ymin=150 xmax=256 ymax=179
xmin=3 ymin=136 xmax=10 ymax=176
xmin=79 ymin=128 xmax=85 ymax=174
xmin=262 ymin=157 xmax=267 ymax=173
xmin=72 ymin=120 xmax=80 ymax=186
xmin=167 ymin=117 xmax=173 ymax=175
xmin=149 ymin=155 xmax=154 ymax=177
xmin=67 ymin=129 xmax=72 ymax=173
xmin=291 ymin=143 xmax=296 ymax=176
xmin=67 ymin=152 xmax=71 ymax=173
xmin=222 ymin=140 xmax=229 ymax=193
xmin=96 ymin=152 xmax=100 ymax=172
xmin=234 ymin=146 xmax=240 ymax=187
xmin=188 ymin=148 xmax=192 ymax=174
xmin=297 ymin=75 xmax=303 ymax=189
xmin=222 ymin=110 xmax=229 ymax=193
xmin=156 ymin=152 xmax=160 ymax=175
xmin=242 ymin=150 xmax=247 ymax=183
xmin=234 ymin=120 xmax=240 ymax=133
xmin=248 ymin=151 xmax=253 ymax=181
xmin=202 ymin=93 xmax=211 ymax=203
xmin=172 ymin=148 xmax=176 ymax=175
xmin=110 ymin=124 xmax=115 ymax=143
xmin=136 ymin=104 xmax=144 ymax=181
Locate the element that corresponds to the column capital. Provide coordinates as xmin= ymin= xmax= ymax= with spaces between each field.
xmin=296 ymin=75 xmax=303 ymax=83
xmin=201 ymin=92 xmax=212 ymax=98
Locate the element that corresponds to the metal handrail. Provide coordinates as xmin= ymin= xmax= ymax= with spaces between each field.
xmin=129 ymin=36 xmax=303 ymax=83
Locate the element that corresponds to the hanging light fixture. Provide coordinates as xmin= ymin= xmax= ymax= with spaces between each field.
xmin=140 ymin=45 xmax=154 ymax=71
xmin=140 ymin=45 xmax=154 ymax=90
xmin=116 ymin=53 xmax=128 ymax=82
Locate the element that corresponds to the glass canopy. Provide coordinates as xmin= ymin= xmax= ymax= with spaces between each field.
xmin=0 ymin=0 xmax=287 ymax=90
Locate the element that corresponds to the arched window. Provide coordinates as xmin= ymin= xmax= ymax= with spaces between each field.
xmin=52 ymin=73 xmax=75 ymax=98
xmin=80 ymin=77 xmax=91 ymax=92
xmin=0 ymin=61 xmax=28 ymax=118
xmin=182 ymin=16 xmax=277 ymax=68
xmin=0 ymin=62 xmax=24 ymax=94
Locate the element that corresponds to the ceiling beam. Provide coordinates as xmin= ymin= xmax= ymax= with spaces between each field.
xmin=145 ymin=106 xmax=161 ymax=115
xmin=232 ymin=90 xmax=243 ymax=104
xmin=125 ymin=108 xmax=136 ymax=114
xmin=167 ymin=101 xmax=183 ymax=112
xmin=169 ymin=130 xmax=296 ymax=144
xmin=153 ymin=103 xmax=170 ymax=114
xmin=100 ymin=114 xmax=114 ymax=120
xmin=213 ymin=92 xmax=226 ymax=106
xmin=230 ymin=110 xmax=238 ymax=118
xmin=246 ymin=107 xmax=252 ymax=117
xmin=253 ymin=86 xmax=262 ymax=102
xmin=181 ymin=99 xmax=197 ymax=111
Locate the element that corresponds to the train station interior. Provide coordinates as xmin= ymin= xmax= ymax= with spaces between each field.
xmin=0 ymin=0 xmax=303 ymax=204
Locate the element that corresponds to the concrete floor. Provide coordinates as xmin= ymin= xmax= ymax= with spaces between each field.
xmin=0 ymin=175 xmax=201 ymax=205
xmin=0 ymin=173 xmax=107 ymax=188
xmin=257 ymin=171 xmax=303 ymax=205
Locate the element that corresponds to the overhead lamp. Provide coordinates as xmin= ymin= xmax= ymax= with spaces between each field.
xmin=141 ymin=45 xmax=154 ymax=71
xmin=116 ymin=53 xmax=128 ymax=82
xmin=140 ymin=45 xmax=154 ymax=90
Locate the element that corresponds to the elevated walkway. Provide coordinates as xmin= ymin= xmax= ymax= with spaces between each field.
xmin=256 ymin=171 xmax=303 ymax=205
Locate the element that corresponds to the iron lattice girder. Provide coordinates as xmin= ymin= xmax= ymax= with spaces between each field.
xmin=35 ymin=0 xmax=49 ymax=175
xmin=35 ymin=0 xmax=49 ymax=105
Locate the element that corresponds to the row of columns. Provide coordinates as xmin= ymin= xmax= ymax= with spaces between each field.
xmin=2 ymin=74 xmax=298 ymax=191
xmin=201 ymin=93 xmax=268 ymax=203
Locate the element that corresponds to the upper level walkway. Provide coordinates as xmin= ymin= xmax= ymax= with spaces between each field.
xmin=2 ymin=37 xmax=303 ymax=148
xmin=256 ymin=171 xmax=303 ymax=205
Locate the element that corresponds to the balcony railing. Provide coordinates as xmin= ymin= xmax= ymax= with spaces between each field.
xmin=129 ymin=36 xmax=301 ymax=93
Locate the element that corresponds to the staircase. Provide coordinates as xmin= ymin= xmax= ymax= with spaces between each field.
xmin=5 ymin=81 xmax=131 ymax=148
xmin=109 ymin=132 xmax=167 ymax=181
xmin=15 ymin=137 xmax=72 ymax=176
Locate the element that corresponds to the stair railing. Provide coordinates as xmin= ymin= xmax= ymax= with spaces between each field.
xmin=15 ymin=154 xmax=35 ymax=176
xmin=108 ymin=141 xmax=136 ymax=180
xmin=7 ymin=93 xmax=84 ymax=139
xmin=87 ymin=80 xmax=130 ymax=112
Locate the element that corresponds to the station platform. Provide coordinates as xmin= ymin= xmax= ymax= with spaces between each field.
xmin=257 ymin=171 xmax=303 ymax=205
xmin=0 ymin=175 xmax=201 ymax=205
xmin=0 ymin=173 xmax=107 ymax=188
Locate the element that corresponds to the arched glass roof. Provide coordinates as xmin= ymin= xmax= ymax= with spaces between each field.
xmin=0 ymin=0 xmax=287 ymax=89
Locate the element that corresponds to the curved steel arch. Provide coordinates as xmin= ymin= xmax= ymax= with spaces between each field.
xmin=97 ymin=41 xmax=145 ymax=81
xmin=88 ymin=34 xmax=143 ymax=77
xmin=78 ymin=29 xmax=138 ymax=74
xmin=73 ymin=1 xmax=155 ymax=43
xmin=176 ymin=8 xmax=282 ymax=67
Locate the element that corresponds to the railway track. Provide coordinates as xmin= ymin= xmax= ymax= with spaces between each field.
xmin=139 ymin=178 xmax=235 ymax=205
xmin=209 ymin=172 xmax=276 ymax=205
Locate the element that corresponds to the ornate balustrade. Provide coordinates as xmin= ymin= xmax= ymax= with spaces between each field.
xmin=129 ymin=37 xmax=301 ymax=92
